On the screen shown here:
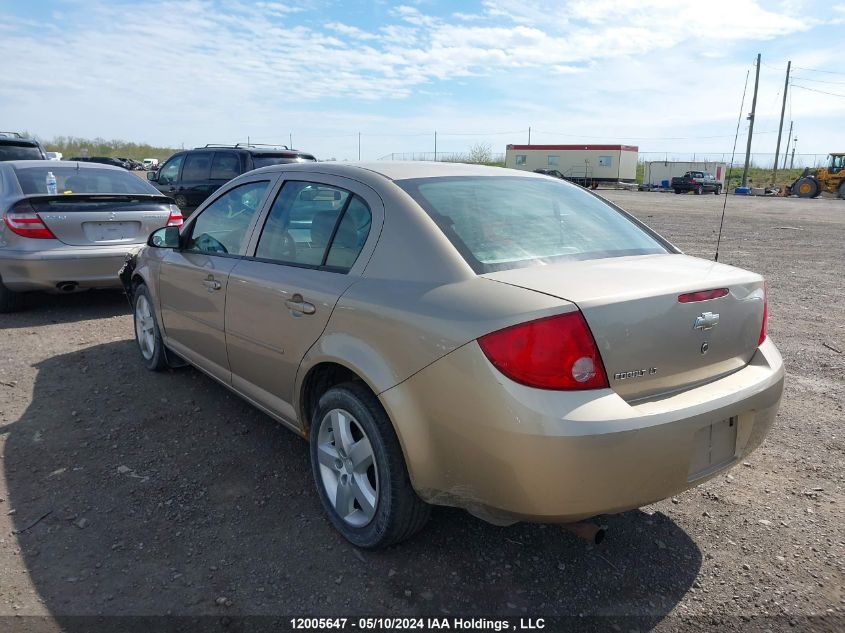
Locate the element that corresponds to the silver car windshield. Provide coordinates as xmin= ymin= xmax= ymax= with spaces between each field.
xmin=398 ymin=176 xmax=669 ymax=273
xmin=13 ymin=166 xmax=154 ymax=195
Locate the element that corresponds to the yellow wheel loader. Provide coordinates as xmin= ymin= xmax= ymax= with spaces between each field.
xmin=790 ymin=153 xmax=845 ymax=199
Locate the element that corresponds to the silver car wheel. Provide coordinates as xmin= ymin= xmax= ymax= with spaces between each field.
xmin=135 ymin=294 xmax=156 ymax=361
xmin=316 ymin=408 xmax=379 ymax=527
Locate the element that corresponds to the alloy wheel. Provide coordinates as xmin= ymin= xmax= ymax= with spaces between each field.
xmin=316 ymin=408 xmax=379 ymax=527
xmin=135 ymin=294 xmax=156 ymax=360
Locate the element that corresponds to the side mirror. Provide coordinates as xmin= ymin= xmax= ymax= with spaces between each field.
xmin=148 ymin=226 xmax=180 ymax=248
xmin=147 ymin=170 xmax=158 ymax=182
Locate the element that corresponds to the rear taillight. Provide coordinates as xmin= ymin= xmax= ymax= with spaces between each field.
xmin=166 ymin=205 xmax=183 ymax=227
xmin=3 ymin=201 xmax=56 ymax=239
xmin=758 ymin=283 xmax=768 ymax=345
xmin=478 ymin=312 xmax=608 ymax=390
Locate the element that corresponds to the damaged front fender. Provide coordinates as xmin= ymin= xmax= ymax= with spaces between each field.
xmin=118 ymin=251 xmax=138 ymax=307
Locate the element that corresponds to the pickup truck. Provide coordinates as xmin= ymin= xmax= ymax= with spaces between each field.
xmin=671 ymin=171 xmax=721 ymax=195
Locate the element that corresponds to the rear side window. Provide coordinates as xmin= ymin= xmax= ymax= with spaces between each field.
xmin=255 ymin=181 xmax=370 ymax=271
xmin=184 ymin=181 xmax=269 ymax=256
xmin=182 ymin=152 xmax=212 ymax=180
xmin=397 ymin=176 xmax=668 ymax=273
xmin=0 ymin=143 xmax=43 ymax=160
xmin=13 ymin=166 xmax=154 ymax=195
xmin=211 ymin=152 xmax=240 ymax=179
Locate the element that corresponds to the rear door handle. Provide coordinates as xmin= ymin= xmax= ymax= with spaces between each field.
xmin=202 ymin=275 xmax=222 ymax=291
xmin=285 ymin=295 xmax=316 ymax=315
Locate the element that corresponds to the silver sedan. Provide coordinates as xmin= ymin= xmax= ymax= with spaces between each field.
xmin=123 ymin=161 xmax=784 ymax=548
xmin=0 ymin=160 xmax=182 ymax=311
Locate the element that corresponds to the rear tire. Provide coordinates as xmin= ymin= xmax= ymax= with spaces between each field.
xmin=133 ymin=284 xmax=167 ymax=371
xmin=0 ymin=278 xmax=24 ymax=313
xmin=794 ymin=177 xmax=819 ymax=199
xmin=174 ymin=194 xmax=188 ymax=209
xmin=310 ymin=382 xmax=430 ymax=549
xmin=674 ymin=189 xmax=683 ymax=194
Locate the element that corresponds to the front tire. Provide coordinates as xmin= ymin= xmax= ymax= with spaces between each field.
xmin=674 ymin=189 xmax=683 ymax=194
xmin=133 ymin=284 xmax=167 ymax=371
xmin=310 ymin=382 xmax=430 ymax=549
xmin=174 ymin=194 xmax=188 ymax=209
xmin=714 ymin=185 xmax=721 ymax=195
xmin=695 ymin=185 xmax=703 ymax=195
xmin=0 ymin=278 xmax=24 ymax=313
xmin=838 ymin=181 xmax=845 ymax=200
xmin=794 ymin=177 xmax=819 ymax=198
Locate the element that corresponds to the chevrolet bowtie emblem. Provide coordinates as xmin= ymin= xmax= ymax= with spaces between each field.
xmin=693 ymin=312 xmax=719 ymax=331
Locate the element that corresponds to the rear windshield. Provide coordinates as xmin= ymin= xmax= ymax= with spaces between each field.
xmin=252 ymin=154 xmax=317 ymax=168
xmin=398 ymin=176 xmax=669 ymax=273
xmin=13 ymin=166 xmax=155 ymax=195
xmin=0 ymin=144 xmax=43 ymax=160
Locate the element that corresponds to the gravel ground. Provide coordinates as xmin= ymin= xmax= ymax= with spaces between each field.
xmin=0 ymin=190 xmax=842 ymax=632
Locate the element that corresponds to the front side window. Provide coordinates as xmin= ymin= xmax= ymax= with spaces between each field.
xmin=158 ymin=155 xmax=184 ymax=184
xmin=184 ymin=181 xmax=269 ymax=256
xmin=398 ymin=176 xmax=669 ymax=273
xmin=515 ymin=155 xmax=527 ymax=166
xmin=255 ymin=181 xmax=371 ymax=271
xmin=182 ymin=152 xmax=213 ymax=181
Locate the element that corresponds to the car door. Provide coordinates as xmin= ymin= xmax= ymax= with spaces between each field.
xmin=178 ymin=151 xmax=214 ymax=208
xmin=225 ymin=176 xmax=381 ymax=427
xmin=157 ymin=178 xmax=274 ymax=383
xmin=154 ymin=153 xmax=185 ymax=197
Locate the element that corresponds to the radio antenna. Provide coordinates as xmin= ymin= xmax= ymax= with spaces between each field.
xmin=715 ymin=67 xmax=751 ymax=262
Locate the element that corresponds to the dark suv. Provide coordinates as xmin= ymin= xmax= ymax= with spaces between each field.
xmin=147 ymin=144 xmax=317 ymax=209
xmin=0 ymin=132 xmax=47 ymax=161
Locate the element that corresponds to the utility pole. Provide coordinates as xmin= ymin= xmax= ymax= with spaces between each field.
xmin=528 ymin=127 xmax=531 ymax=145
xmin=289 ymin=132 xmax=293 ymax=149
xmin=434 ymin=131 xmax=437 ymax=161
xmin=790 ymin=137 xmax=797 ymax=169
xmin=741 ymin=53 xmax=761 ymax=188
xmin=358 ymin=132 xmax=361 ymax=160
xmin=771 ymin=61 xmax=791 ymax=184
xmin=782 ymin=121 xmax=793 ymax=169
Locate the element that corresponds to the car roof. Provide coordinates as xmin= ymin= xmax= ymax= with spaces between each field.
xmin=248 ymin=161 xmax=541 ymax=183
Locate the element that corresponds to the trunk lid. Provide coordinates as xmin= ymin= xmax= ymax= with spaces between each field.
xmin=28 ymin=194 xmax=174 ymax=246
xmin=485 ymin=254 xmax=765 ymax=400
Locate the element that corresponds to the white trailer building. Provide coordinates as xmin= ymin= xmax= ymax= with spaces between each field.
xmin=505 ymin=144 xmax=638 ymax=182
xmin=643 ymin=161 xmax=728 ymax=188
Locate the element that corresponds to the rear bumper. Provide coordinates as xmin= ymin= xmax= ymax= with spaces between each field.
xmin=0 ymin=245 xmax=142 ymax=291
xmin=380 ymin=338 xmax=784 ymax=525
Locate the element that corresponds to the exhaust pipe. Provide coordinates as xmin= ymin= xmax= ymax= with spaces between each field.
xmin=563 ymin=521 xmax=606 ymax=545
xmin=56 ymin=281 xmax=78 ymax=293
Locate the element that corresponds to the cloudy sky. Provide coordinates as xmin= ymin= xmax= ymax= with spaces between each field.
xmin=1 ymin=0 xmax=842 ymax=162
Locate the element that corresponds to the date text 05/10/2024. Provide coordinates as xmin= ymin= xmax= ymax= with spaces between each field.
xmin=290 ymin=617 xmax=546 ymax=630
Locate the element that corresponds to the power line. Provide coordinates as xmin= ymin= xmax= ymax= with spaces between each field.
xmin=534 ymin=130 xmax=779 ymax=140
xmin=791 ymin=83 xmax=845 ymax=98
xmin=792 ymin=65 xmax=845 ymax=76
xmin=790 ymin=75 xmax=845 ymax=87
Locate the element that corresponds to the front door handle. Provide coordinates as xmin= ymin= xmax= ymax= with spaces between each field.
xmin=202 ymin=275 xmax=222 ymax=291
xmin=285 ymin=294 xmax=316 ymax=315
